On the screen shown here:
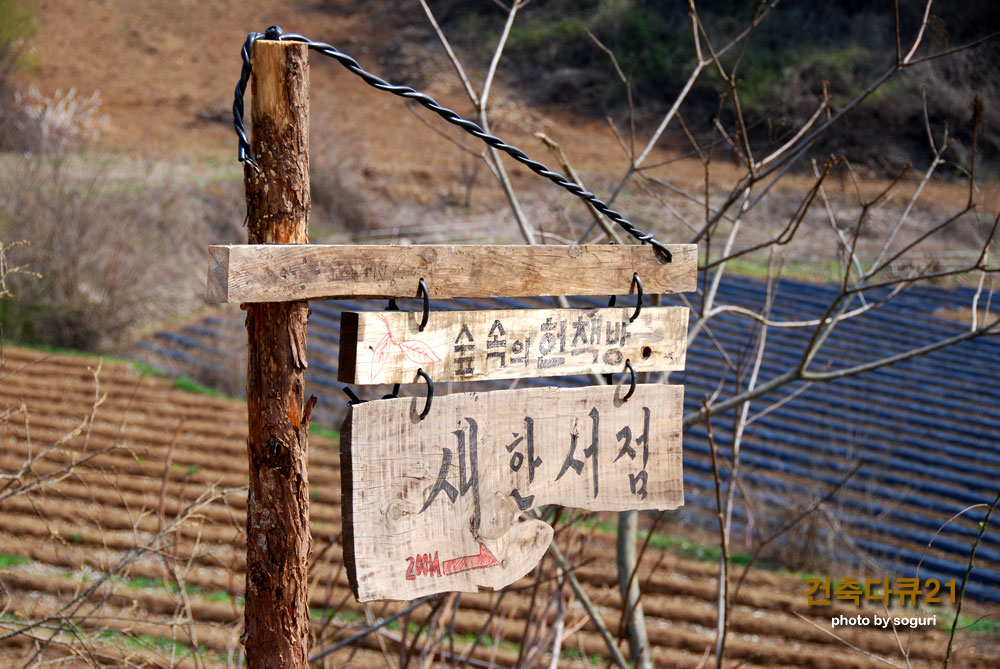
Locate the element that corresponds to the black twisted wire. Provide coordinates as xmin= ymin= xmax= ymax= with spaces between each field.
xmin=233 ymin=26 xmax=671 ymax=262
xmin=234 ymin=31 xmax=260 ymax=168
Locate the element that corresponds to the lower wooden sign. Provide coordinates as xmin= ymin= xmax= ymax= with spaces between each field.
xmin=341 ymin=384 xmax=684 ymax=601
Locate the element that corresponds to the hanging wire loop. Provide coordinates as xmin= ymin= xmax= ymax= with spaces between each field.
xmin=232 ymin=26 xmax=671 ymax=262
xmin=416 ymin=278 xmax=430 ymax=332
xmin=629 ymin=272 xmax=643 ymax=323
xmin=416 ymin=369 xmax=434 ymax=420
xmin=607 ymin=272 xmax=642 ymax=321
xmin=622 ymin=359 xmax=636 ymax=402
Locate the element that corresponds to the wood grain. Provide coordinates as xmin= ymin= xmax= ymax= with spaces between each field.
xmin=341 ymin=384 xmax=684 ymax=601
xmin=339 ymin=306 xmax=689 ymax=384
xmin=207 ymin=243 xmax=698 ymax=303
xmin=241 ymin=39 xmax=312 ymax=669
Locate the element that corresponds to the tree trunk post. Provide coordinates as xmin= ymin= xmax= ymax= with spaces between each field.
xmin=241 ymin=38 xmax=313 ymax=669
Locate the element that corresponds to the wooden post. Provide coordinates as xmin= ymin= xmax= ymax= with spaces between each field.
xmin=241 ymin=39 xmax=313 ymax=668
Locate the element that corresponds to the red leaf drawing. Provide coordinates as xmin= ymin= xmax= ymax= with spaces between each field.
xmin=398 ymin=339 xmax=442 ymax=365
xmin=369 ymin=333 xmax=393 ymax=381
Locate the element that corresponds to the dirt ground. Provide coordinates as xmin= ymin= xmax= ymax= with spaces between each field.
xmin=20 ymin=0 xmax=997 ymax=217
xmin=1 ymin=346 xmax=998 ymax=667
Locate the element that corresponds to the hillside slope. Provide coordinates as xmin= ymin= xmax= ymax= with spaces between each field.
xmin=2 ymin=345 xmax=998 ymax=667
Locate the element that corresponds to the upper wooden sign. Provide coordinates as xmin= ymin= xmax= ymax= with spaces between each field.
xmin=207 ymin=244 xmax=697 ymax=303
xmin=341 ymin=383 xmax=684 ymax=601
xmin=339 ymin=306 xmax=688 ymax=384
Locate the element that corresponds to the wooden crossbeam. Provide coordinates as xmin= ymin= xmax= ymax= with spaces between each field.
xmin=341 ymin=383 xmax=684 ymax=601
xmin=208 ymin=243 xmax=697 ymax=302
xmin=339 ymin=306 xmax=688 ymax=384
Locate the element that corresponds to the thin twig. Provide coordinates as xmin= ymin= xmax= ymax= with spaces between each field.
xmin=544 ymin=539 xmax=630 ymax=669
xmin=792 ymin=613 xmax=903 ymax=669
xmin=943 ymin=488 xmax=1000 ymax=668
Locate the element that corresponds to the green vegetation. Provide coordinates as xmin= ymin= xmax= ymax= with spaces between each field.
xmin=310 ymin=607 xmax=362 ymax=623
xmin=560 ymin=647 xmax=605 ymax=665
xmin=708 ymin=258 xmax=845 ymax=285
xmin=125 ymin=575 xmax=163 ymax=590
xmin=203 ymin=589 xmax=234 ymax=603
xmin=97 ymin=628 xmax=211 ymax=661
xmin=312 ymin=425 xmax=340 ymax=442
xmin=0 ymin=341 xmax=165 ymax=377
xmin=458 ymin=631 xmax=521 ymax=655
xmin=0 ymin=0 xmax=34 ymax=76
xmin=125 ymin=576 xmax=198 ymax=595
xmin=438 ymin=0 xmax=999 ymax=175
xmin=171 ymin=375 xmax=228 ymax=398
xmin=0 ymin=552 xmax=30 ymax=568
xmin=939 ymin=611 xmax=1000 ymax=634
xmin=571 ymin=516 xmax=754 ymax=565
xmin=450 ymin=0 xmax=899 ymax=111
xmin=170 ymin=462 xmax=200 ymax=475
xmin=122 ymin=574 xmax=235 ymax=604
xmin=641 ymin=531 xmax=753 ymax=566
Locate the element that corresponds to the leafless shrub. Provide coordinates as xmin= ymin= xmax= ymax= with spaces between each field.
xmin=12 ymin=87 xmax=109 ymax=156
xmin=0 ymin=240 xmax=39 ymax=301
xmin=0 ymin=87 xmax=211 ymax=351
xmin=0 ymin=156 xmax=204 ymax=350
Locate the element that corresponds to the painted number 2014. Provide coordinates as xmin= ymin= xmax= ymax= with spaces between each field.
xmin=404 ymin=552 xmax=441 ymax=580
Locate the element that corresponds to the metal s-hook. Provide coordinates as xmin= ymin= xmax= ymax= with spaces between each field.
xmin=607 ymin=272 xmax=642 ymax=321
xmin=622 ymin=359 xmax=636 ymax=402
xmin=628 ymin=272 xmax=643 ymax=323
xmin=417 ymin=278 xmax=429 ymax=332
xmin=416 ymin=368 xmax=434 ymax=419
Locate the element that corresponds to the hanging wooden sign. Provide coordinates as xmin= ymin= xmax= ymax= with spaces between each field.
xmin=341 ymin=383 xmax=684 ymax=601
xmin=339 ymin=306 xmax=688 ymax=384
xmin=207 ymin=243 xmax=697 ymax=303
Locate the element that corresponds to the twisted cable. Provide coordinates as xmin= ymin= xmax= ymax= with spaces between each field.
xmin=233 ymin=26 xmax=671 ymax=262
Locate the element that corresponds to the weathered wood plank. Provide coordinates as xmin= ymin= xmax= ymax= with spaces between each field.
xmin=339 ymin=306 xmax=689 ymax=384
xmin=207 ymin=243 xmax=698 ymax=303
xmin=341 ymin=384 xmax=684 ymax=601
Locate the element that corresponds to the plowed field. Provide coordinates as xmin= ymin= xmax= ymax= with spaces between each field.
xmin=1 ymin=345 xmax=997 ymax=668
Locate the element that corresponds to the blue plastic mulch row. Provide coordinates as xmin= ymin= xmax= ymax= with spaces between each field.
xmin=128 ymin=276 xmax=1000 ymax=602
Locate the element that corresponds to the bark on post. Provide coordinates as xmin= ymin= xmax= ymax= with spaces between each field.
xmin=241 ymin=39 xmax=313 ymax=669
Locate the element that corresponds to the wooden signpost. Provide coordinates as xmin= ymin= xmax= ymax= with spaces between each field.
xmin=342 ymin=384 xmax=684 ymax=601
xmin=211 ymin=245 xmax=698 ymax=605
xmin=211 ymin=33 xmax=697 ymax=664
